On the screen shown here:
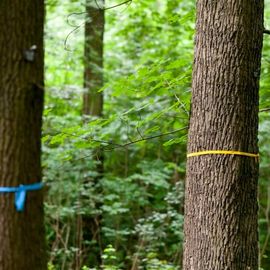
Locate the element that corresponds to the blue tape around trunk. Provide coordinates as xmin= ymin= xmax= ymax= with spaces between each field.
xmin=0 ymin=182 xmax=43 ymax=212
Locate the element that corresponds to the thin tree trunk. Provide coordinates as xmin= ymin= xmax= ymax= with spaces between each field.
xmin=83 ymin=0 xmax=104 ymax=116
xmin=183 ymin=1 xmax=264 ymax=270
xmin=0 ymin=1 xmax=46 ymax=269
xmin=79 ymin=0 xmax=105 ymax=268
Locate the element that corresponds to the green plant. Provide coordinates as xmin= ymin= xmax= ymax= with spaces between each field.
xmin=101 ymin=245 xmax=121 ymax=270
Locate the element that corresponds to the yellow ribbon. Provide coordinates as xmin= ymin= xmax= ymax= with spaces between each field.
xmin=187 ymin=150 xmax=259 ymax=158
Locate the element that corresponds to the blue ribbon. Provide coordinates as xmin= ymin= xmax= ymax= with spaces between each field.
xmin=0 ymin=182 xmax=43 ymax=212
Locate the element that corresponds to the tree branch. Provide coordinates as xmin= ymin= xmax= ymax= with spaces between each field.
xmin=95 ymin=0 xmax=132 ymax=11
xmin=259 ymin=108 xmax=270 ymax=113
xmin=46 ymin=126 xmax=188 ymax=150
xmin=103 ymin=126 xmax=188 ymax=151
xmin=51 ymin=126 xmax=188 ymax=168
xmin=263 ymin=28 xmax=270 ymax=35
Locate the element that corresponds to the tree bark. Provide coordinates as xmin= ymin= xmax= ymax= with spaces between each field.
xmin=79 ymin=1 xmax=105 ymax=268
xmin=0 ymin=1 xmax=46 ymax=270
xmin=83 ymin=0 xmax=104 ymax=116
xmin=183 ymin=1 xmax=264 ymax=270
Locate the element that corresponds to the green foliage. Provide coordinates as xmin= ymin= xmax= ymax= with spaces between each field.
xmin=47 ymin=262 xmax=56 ymax=270
xmin=143 ymin=252 xmax=179 ymax=270
xmin=101 ymin=245 xmax=120 ymax=270
xmin=258 ymin=4 xmax=270 ymax=269
xmin=44 ymin=0 xmax=270 ymax=269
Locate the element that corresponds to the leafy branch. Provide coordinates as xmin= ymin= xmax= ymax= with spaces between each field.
xmin=46 ymin=126 xmax=188 ymax=151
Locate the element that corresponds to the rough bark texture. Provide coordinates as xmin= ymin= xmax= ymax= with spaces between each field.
xmin=183 ymin=1 xmax=264 ymax=270
xmin=0 ymin=1 xmax=46 ymax=270
xmin=83 ymin=0 xmax=104 ymax=116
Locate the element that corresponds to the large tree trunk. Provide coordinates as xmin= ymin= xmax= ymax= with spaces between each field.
xmin=0 ymin=1 xmax=46 ymax=270
xmin=183 ymin=1 xmax=264 ymax=270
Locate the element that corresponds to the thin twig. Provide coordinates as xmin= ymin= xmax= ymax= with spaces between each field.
xmin=103 ymin=0 xmax=132 ymax=10
xmin=136 ymin=127 xmax=144 ymax=140
xmin=64 ymin=0 xmax=132 ymax=50
xmin=47 ymin=130 xmax=122 ymax=147
xmin=104 ymin=126 xmax=188 ymax=151
xmin=259 ymin=108 xmax=270 ymax=113
xmin=174 ymin=94 xmax=189 ymax=116
xmin=51 ymin=126 xmax=188 ymax=169
xmin=263 ymin=28 xmax=270 ymax=35
xmin=64 ymin=21 xmax=84 ymax=51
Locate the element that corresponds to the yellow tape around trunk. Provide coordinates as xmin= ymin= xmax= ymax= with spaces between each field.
xmin=187 ymin=150 xmax=259 ymax=158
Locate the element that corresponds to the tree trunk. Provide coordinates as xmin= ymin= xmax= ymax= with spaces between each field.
xmin=183 ymin=1 xmax=264 ymax=270
xmin=83 ymin=0 xmax=104 ymax=116
xmin=79 ymin=0 xmax=105 ymax=268
xmin=0 ymin=1 xmax=46 ymax=270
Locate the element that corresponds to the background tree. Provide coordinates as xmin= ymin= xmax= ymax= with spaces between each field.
xmin=0 ymin=0 xmax=46 ymax=269
xmin=43 ymin=0 xmax=270 ymax=269
xmin=184 ymin=1 xmax=264 ymax=270
xmin=83 ymin=0 xmax=104 ymax=116
xmin=78 ymin=0 xmax=105 ymax=268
